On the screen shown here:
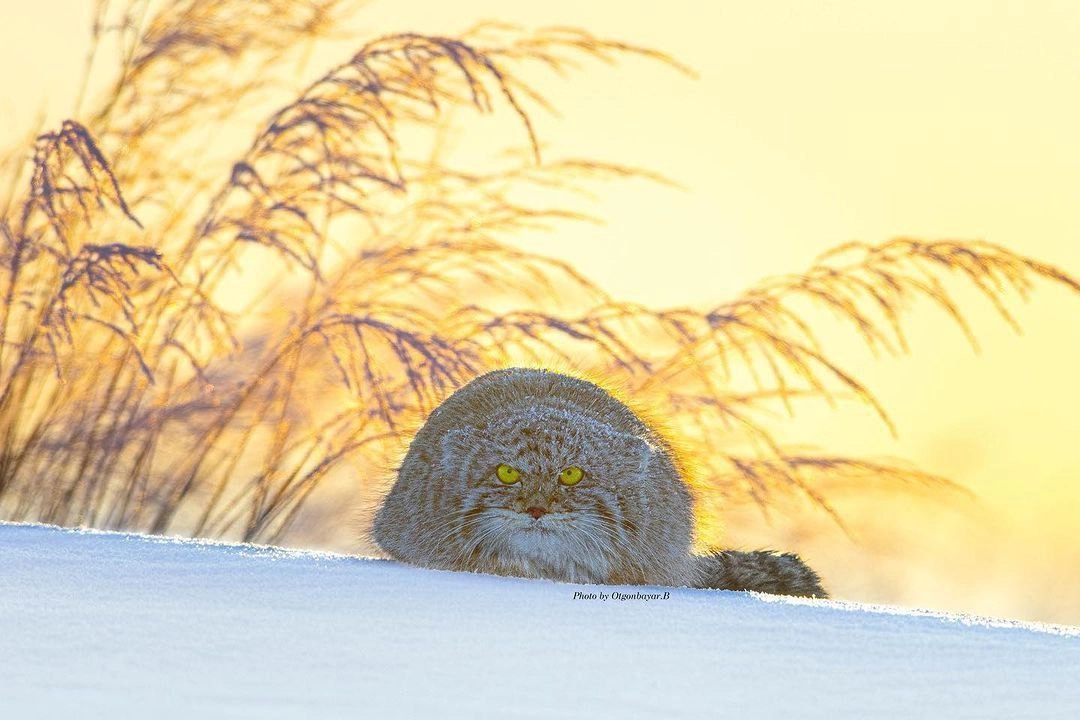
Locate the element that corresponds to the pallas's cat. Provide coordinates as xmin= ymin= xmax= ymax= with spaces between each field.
xmin=372 ymin=367 xmax=825 ymax=596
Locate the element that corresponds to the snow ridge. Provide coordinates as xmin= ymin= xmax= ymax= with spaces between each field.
xmin=1 ymin=522 xmax=1077 ymax=719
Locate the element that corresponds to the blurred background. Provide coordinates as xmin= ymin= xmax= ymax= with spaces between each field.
xmin=3 ymin=1 xmax=1079 ymax=624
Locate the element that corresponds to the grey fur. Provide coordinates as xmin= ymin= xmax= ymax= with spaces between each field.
xmin=371 ymin=367 xmax=827 ymax=598
xmin=696 ymin=550 xmax=826 ymax=597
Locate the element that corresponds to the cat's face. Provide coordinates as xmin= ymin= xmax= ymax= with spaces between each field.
xmin=433 ymin=404 xmax=654 ymax=582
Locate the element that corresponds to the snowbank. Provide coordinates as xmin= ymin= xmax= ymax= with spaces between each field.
xmin=1 ymin=523 xmax=1076 ymax=719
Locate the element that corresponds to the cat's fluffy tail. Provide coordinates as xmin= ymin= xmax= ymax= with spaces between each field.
xmin=693 ymin=550 xmax=827 ymax=598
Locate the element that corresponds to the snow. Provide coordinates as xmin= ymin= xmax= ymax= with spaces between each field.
xmin=1 ymin=523 xmax=1077 ymax=719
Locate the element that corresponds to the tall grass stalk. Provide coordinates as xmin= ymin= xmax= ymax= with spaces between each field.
xmin=1 ymin=1 xmax=1076 ymax=546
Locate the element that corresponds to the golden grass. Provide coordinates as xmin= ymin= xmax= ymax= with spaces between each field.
xmin=1 ymin=0 xmax=1077 ymax=549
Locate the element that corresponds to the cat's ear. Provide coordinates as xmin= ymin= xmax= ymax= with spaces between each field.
xmin=613 ymin=432 xmax=655 ymax=476
xmin=438 ymin=428 xmax=474 ymax=468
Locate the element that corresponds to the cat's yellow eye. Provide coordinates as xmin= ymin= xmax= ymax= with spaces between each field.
xmin=559 ymin=466 xmax=585 ymax=486
xmin=496 ymin=464 xmax=522 ymax=485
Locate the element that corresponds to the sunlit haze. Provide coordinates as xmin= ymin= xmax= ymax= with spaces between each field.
xmin=3 ymin=1 xmax=1079 ymax=623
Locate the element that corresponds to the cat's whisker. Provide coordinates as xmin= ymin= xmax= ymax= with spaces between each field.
xmin=562 ymin=520 xmax=618 ymax=578
xmin=418 ymin=507 xmax=484 ymax=551
xmin=569 ymin=514 xmax=651 ymax=581
xmin=455 ymin=513 xmax=511 ymax=569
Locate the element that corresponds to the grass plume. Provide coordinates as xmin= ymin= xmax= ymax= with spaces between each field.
xmin=1 ymin=1 xmax=1077 ymax=549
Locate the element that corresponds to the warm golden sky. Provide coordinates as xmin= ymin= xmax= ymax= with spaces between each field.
xmin=4 ymin=1 xmax=1080 ymax=621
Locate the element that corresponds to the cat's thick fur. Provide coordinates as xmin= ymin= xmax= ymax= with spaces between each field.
xmin=372 ymin=367 xmax=826 ymax=597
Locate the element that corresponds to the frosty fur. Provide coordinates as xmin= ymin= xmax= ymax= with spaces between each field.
xmin=373 ymin=367 xmax=827 ymax=597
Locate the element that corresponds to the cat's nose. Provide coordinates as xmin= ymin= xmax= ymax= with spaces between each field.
xmin=525 ymin=506 xmax=548 ymax=519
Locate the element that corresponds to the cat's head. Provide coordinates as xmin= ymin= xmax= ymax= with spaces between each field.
xmin=432 ymin=403 xmax=661 ymax=581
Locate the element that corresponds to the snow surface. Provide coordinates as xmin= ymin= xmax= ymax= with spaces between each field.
xmin=1 ymin=523 xmax=1078 ymax=719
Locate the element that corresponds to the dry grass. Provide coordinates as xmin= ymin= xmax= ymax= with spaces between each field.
xmin=1 ymin=0 xmax=1077 ymax=547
